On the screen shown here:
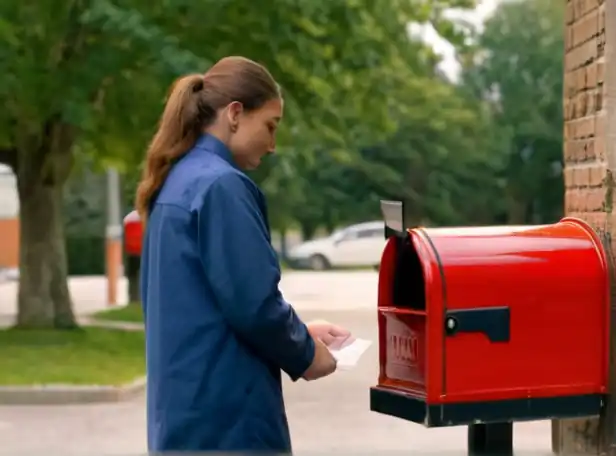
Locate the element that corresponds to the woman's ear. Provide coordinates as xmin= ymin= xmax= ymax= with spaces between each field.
xmin=226 ymin=101 xmax=244 ymax=132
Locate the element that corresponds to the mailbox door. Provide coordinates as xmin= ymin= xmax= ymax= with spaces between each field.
xmin=376 ymin=232 xmax=445 ymax=402
xmin=379 ymin=310 xmax=426 ymax=391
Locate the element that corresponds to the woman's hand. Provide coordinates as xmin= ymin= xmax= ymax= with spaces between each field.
xmin=302 ymin=338 xmax=337 ymax=381
xmin=301 ymin=319 xmax=353 ymax=381
xmin=306 ymin=319 xmax=352 ymax=347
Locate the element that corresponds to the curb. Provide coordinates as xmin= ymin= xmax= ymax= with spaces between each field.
xmin=0 ymin=376 xmax=147 ymax=406
xmin=82 ymin=318 xmax=144 ymax=331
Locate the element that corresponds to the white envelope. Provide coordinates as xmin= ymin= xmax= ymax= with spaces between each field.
xmin=327 ymin=338 xmax=372 ymax=370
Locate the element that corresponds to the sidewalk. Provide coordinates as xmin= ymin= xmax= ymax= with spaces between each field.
xmin=0 ymin=305 xmax=554 ymax=455
xmin=0 ymin=276 xmax=130 ymax=326
xmin=0 ymin=271 xmax=379 ymax=325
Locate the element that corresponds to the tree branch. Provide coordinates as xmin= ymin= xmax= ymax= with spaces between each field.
xmin=51 ymin=0 xmax=90 ymax=69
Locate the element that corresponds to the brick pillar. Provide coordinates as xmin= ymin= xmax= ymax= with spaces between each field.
xmin=556 ymin=0 xmax=616 ymax=454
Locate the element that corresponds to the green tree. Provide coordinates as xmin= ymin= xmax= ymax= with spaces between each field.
xmin=460 ymin=0 xmax=565 ymax=224
xmin=265 ymin=77 xmax=503 ymax=237
xmin=346 ymin=79 xmax=504 ymax=228
xmin=0 ymin=0 xmax=475 ymax=328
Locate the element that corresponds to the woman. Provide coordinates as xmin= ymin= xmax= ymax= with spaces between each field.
xmin=135 ymin=56 xmax=347 ymax=453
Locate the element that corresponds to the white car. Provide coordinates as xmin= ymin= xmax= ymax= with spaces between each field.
xmin=287 ymin=221 xmax=387 ymax=270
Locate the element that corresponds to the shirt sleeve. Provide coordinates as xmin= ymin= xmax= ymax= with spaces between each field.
xmin=197 ymin=172 xmax=315 ymax=381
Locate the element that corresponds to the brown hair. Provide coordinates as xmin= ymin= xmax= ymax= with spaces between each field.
xmin=135 ymin=56 xmax=281 ymax=222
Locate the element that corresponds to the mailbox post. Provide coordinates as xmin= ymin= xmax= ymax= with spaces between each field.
xmin=123 ymin=210 xmax=143 ymax=302
xmin=370 ymin=200 xmax=609 ymax=455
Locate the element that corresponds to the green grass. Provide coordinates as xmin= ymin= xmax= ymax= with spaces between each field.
xmin=93 ymin=303 xmax=144 ymax=323
xmin=0 ymin=327 xmax=145 ymax=386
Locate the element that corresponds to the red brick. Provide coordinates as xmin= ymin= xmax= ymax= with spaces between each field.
xmin=595 ymin=136 xmax=605 ymax=161
xmin=566 ymin=26 xmax=574 ymax=51
xmin=583 ymin=0 xmax=600 ymax=16
xmin=587 ymin=90 xmax=597 ymax=114
xmin=590 ymin=187 xmax=607 ymax=211
xmin=584 ymin=38 xmax=598 ymax=64
xmin=578 ymin=67 xmax=588 ymax=90
xmin=564 ymin=100 xmax=572 ymax=121
xmin=577 ymin=167 xmax=591 ymax=187
xmin=573 ymin=9 xmax=599 ymax=45
xmin=589 ymin=140 xmax=597 ymax=160
xmin=591 ymin=212 xmax=607 ymax=228
xmin=564 ymin=142 xmax=572 ymax=162
xmin=595 ymin=113 xmax=605 ymax=138
xmin=598 ymin=31 xmax=606 ymax=57
xmin=564 ymin=72 xmax=574 ymax=95
xmin=595 ymin=89 xmax=603 ymax=112
xmin=565 ymin=122 xmax=573 ymax=141
xmin=567 ymin=188 xmax=580 ymax=211
xmin=564 ymin=167 xmax=575 ymax=187
xmin=565 ymin=140 xmax=591 ymax=162
xmin=597 ymin=60 xmax=605 ymax=83
xmin=589 ymin=163 xmax=608 ymax=186
xmin=587 ymin=62 xmax=598 ymax=87
xmin=565 ymin=189 xmax=572 ymax=211
xmin=570 ymin=116 xmax=595 ymax=138
xmin=566 ymin=2 xmax=575 ymax=24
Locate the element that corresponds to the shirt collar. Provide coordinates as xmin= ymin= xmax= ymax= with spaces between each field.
xmin=192 ymin=133 xmax=240 ymax=170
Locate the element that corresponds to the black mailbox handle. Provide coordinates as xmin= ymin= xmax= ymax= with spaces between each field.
xmin=445 ymin=307 xmax=510 ymax=343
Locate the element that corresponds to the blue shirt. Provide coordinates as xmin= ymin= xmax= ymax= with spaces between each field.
xmin=140 ymin=133 xmax=316 ymax=452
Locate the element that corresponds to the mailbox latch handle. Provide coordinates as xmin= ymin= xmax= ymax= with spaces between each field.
xmin=445 ymin=307 xmax=510 ymax=343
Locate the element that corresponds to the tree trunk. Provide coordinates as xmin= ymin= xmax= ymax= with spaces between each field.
xmin=279 ymin=229 xmax=289 ymax=260
xmin=323 ymin=219 xmax=336 ymax=235
xmin=299 ymin=222 xmax=317 ymax=242
xmin=506 ymin=190 xmax=528 ymax=225
xmin=14 ymin=119 xmax=77 ymax=330
xmin=16 ymin=181 xmax=77 ymax=329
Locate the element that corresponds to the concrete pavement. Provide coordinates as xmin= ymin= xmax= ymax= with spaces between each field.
xmin=0 ymin=271 xmax=379 ymax=323
xmin=0 ymin=272 xmax=553 ymax=455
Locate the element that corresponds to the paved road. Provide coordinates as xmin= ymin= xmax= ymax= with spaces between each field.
xmin=0 ymin=272 xmax=552 ymax=455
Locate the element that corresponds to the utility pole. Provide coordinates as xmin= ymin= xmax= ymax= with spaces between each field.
xmin=105 ymin=168 xmax=122 ymax=306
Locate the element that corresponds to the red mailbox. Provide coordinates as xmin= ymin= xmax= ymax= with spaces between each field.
xmin=370 ymin=201 xmax=609 ymax=427
xmin=123 ymin=210 xmax=143 ymax=257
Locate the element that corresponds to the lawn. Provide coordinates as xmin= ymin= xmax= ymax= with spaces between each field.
xmin=93 ymin=303 xmax=144 ymax=323
xmin=0 ymin=327 xmax=145 ymax=386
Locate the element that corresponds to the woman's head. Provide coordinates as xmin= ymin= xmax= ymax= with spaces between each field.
xmin=135 ymin=56 xmax=282 ymax=221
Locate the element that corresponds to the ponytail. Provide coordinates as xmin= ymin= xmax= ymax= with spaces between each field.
xmin=135 ymin=74 xmax=213 ymax=223
xmin=135 ymin=57 xmax=282 ymax=223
